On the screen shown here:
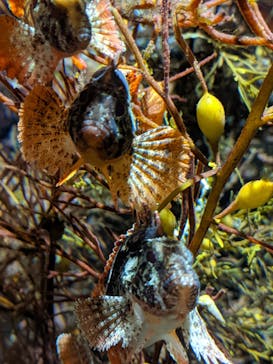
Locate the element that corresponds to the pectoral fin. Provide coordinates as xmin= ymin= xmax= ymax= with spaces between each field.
xmin=74 ymin=295 xmax=143 ymax=352
xmin=0 ymin=16 xmax=61 ymax=86
xmin=18 ymin=86 xmax=81 ymax=180
xmin=102 ymin=126 xmax=192 ymax=210
xmin=183 ymin=308 xmax=233 ymax=364
xmin=87 ymin=0 xmax=125 ymax=58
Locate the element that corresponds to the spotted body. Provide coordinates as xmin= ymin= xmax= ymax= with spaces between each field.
xmin=106 ymin=227 xmax=199 ymax=315
xmin=18 ymin=63 xmax=192 ymax=208
xmin=30 ymin=0 xmax=91 ymax=54
xmin=75 ymin=225 xmax=200 ymax=361
xmin=18 ymin=65 xmax=134 ymax=177
xmin=69 ymin=66 xmax=135 ymax=165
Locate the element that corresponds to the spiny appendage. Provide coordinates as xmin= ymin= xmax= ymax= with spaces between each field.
xmin=101 ymin=125 xmax=192 ymax=210
xmin=86 ymin=0 xmax=126 ymax=58
xmin=0 ymin=15 xmax=62 ymax=86
xmin=182 ymin=308 xmax=233 ymax=364
xmin=74 ymin=296 xmax=143 ymax=352
xmin=18 ymin=85 xmax=80 ymax=179
xmin=56 ymin=332 xmax=92 ymax=364
xmin=30 ymin=0 xmax=91 ymax=54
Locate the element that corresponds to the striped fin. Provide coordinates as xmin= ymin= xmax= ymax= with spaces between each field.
xmin=141 ymin=84 xmax=166 ymax=128
xmin=183 ymin=308 xmax=233 ymax=364
xmin=87 ymin=0 xmax=125 ymax=59
xmin=74 ymin=296 xmax=143 ymax=352
xmin=18 ymin=85 xmax=81 ymax=179
xmin=102 ymin=126 xmax=192 ymax=210
xmin=164 ymin=330 xmax=189 ymax=364
xmin=0 ymin=15 xmax=62 ymax=86
xmin=5 ymin=0 xmax=25 ymax=17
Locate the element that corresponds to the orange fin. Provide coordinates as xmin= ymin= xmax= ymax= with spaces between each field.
xmin=0 ymin=16 xmax=62 ymax=86
xmin=18 ymin=85 xmax=80 ymax=179
xmin=141 ymin=84 xmax=166 ymax=126
xmin=6 ymin=0 xmax=25 ymax=17
xmin=102 ymin=126 xmax=192 ymax=210
xmin=126 ymin=70 xmax=142 ymax=99
xmin=71 ymin=55 xmax=87 ymax=71
xmin=87 ymin=0 xmax=125 ymax=59
xmin=56 ymin=157 xmax=84 ymax=186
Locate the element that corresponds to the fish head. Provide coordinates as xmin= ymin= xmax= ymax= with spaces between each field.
xmin=68 ymin=66 xmax=135 ymax=165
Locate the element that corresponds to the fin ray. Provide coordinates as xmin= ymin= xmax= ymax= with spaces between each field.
xmin=18 ymin=85 xmax=80 ymax=179
xmin=74 ymin=296 xmax=143 ymax=351
xmin=183 ymin=308 xmax=233 ymax=364
xmin=102 ymin=126 xmax=192 ymax=210
xmin=0 ymin=16 xmax=61 ymax=85
xmin=87 ymin=0 xmax=125 ymax=58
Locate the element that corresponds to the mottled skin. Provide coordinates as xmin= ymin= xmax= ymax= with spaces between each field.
xmin=30 ymin=0 xmax=91 ymax=54
xmin=68 ymin=66 xmax=135 ymax=166
xmin=107 ymin=226 xmax=199 ymax=315
xmin=75 ymin=224 xmax=200 ymax=361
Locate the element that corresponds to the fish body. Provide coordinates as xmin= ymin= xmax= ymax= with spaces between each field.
xmin=0 ymin=0 xmax=125 ymax=85
xmin=75 ymin=225 xmax=200 ymax=361
xmin=69 ymin=66 xmax=135 ymax=166
xmin=18 ymin=65 xmax=134 ymax=177
xmin=18 ymin=64 xmax=192 ymax=209
xmin=30 ymin=0 xmax=92 ymax=54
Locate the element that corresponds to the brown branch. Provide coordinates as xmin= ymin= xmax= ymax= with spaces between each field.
xmin=173 ymin=11 xmax=208 ymax=93
xmin=169 ymin=52 xmax=217 ymax=83
xmin=201 ymin=24 xmax=273 ymax=50
xmin=216 ymin=222 xmax=273 ymax=254
xmin=0 ymin=92 xmax=18 ymax=113
xmin=161 ymin=0 xmax=170 ymax=96
xmin=112 ymin=7 xmax=208 ymax=166
xmin=55 ymin=246 xmax=100 ymax=279
xmin=236 ymin=0 xmax=273 ymax=42
xmin=112 ymin=7 xmax=187 ymax=135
